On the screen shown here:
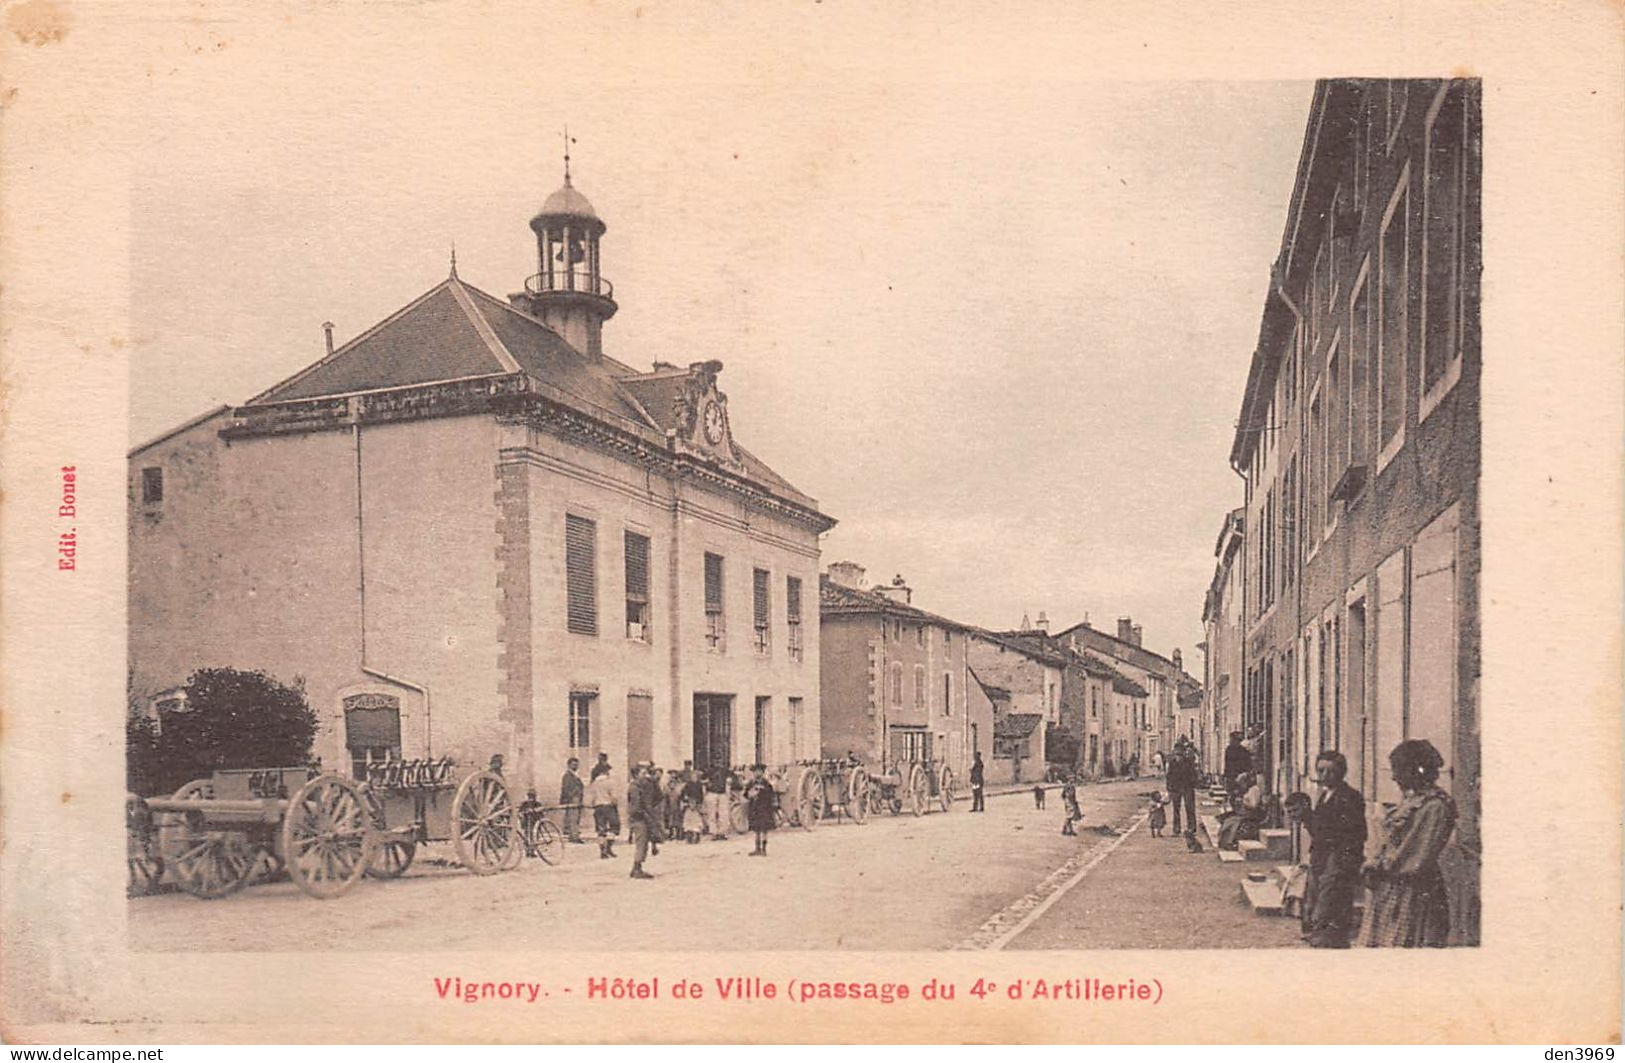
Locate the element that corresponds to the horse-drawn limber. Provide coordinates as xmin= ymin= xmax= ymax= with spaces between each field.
xmin=865 ymin=757 xmax=957 ymax=817
xmin=129 ymin=755 xmax=530 ymax=900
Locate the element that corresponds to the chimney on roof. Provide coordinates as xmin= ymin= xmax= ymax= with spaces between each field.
xmin=1132 ymin=624 xmax=1143 ymax=647
xmin=875 ymin=573 xmax=912 ymax=605
xmin=826 ymin=561 xmax=868 ymax=590
xmin=1020 ymin=612 xmax=1031 ymax=631
xmin=1117 ymin=617 xmax=1134 ymax=643
xmin=1036 ymin=611 xmax=1049 ymax=634
xmin=322 ymin=321 xmax=335 ymax=356
xmin=1172 ymin=648 xmax=1183 ymax=672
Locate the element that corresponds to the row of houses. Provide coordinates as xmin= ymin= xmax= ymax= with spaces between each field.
xmin=127 ymin=168 xmax=1200 ymax=799
xmin=1195 ymin=79 xmax=1481 ymax=944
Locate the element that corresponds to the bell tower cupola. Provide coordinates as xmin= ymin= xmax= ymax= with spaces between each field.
xmin=514 ymin=142 xmax=617 ymax=358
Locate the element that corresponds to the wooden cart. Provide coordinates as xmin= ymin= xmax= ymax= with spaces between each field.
xmin=360 ymin=756 xmax=522 ymax=881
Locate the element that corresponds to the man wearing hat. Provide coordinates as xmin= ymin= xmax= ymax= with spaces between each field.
xmin=626 ymin=762 xmax=656 ymax=880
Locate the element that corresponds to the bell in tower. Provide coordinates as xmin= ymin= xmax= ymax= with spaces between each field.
xmin=513 ymin=148 xmax=617 ymax=358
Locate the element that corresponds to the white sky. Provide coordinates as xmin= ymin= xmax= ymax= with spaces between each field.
xmin=127 ymin=7 xmax=1313 ymax=664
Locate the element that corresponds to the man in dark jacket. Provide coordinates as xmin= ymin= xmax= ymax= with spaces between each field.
xmin=1223 ymin=731 xmax=1253 ymax=795
xmin=559 ymin=756 xmax=585 ymax=843
xmin=969 ymin=752 xmax=986 ymax=812
xmin=626 ymin=763 xmax=656 ymax=879
xmin=1293 ymin=750 xmax=1366 ymax=947
xmin=1165 ymin=741 xmax=1199 ymax=841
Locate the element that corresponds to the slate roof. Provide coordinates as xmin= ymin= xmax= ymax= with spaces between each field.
xmin=242 ymin=274 xmax=820 ymax=511
xmin=819 ymin=577 xmax=980 ymax=635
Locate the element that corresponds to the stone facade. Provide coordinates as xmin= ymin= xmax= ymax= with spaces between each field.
xmin=129 ymin=178 xmax=833 ymax=793
xmin=1225 ymin=79 xmax=1481 ymax=944
xmin=818 ymin=567 xmax=986 ymax=783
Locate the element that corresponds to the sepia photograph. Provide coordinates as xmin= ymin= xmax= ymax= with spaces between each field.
xmin=0 ymin=0 xmax=1619 ymax=1045
xmin=118 ymin=76 xmax=1481 ymax=956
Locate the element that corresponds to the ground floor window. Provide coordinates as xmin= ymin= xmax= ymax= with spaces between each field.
xmin=344 ymin=693 xmax=401 ymax=779
xmin=568 ymin=691 xmax=596 ymax=754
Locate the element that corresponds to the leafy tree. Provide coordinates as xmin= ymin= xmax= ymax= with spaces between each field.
xmin=126 ymin=668 xmax=317 ymax=796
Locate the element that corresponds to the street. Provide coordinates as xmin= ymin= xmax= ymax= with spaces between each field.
xmin=129 ymin=779 xmax=1301 ymax=951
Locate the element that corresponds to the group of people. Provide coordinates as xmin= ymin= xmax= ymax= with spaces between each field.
xmin=1145 ymin=737 xmax=1204 ymax=851
xmin=1143 ymin=730 xmax=1458 ymax=947
xmin=1289 ymin=738 xmax=1459 ymax=948
xmin=556 ymin=754 xmax=782 ymax=880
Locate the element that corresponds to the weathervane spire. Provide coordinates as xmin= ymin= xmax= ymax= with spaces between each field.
xmin=562 ymin=123 xmax=575 ymax=185
xmin=449 ymin=240 xmax=458 ymax=279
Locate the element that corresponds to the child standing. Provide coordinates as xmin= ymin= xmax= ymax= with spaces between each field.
xmin=1060 ymin=776 xmax=1082 ymax=836
xmin=744 ymin=764 xmax=777 ymax=856
xmin=1032 ymin=783 xmax=1046 ymax=809
xmin=1148 ymin=792 xmax=1168 ymax=837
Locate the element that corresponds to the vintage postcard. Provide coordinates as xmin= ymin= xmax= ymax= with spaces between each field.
xmin=0 ymin=0 xmax=1620 ymax=1045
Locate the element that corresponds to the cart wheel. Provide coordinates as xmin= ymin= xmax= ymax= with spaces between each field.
xmin=163 ymin=817 xmax=256 ymax=899
xmin=523 ymin=817 xmax=564 ymax=866
xmin=808 ymin=775 xmax=829 ymax=824
xmin=729 ymin=794 xmax=749 ymax=834
xmin=847 ymin=768 xmax=869 ymax=824
xmin=938 ymin=766 xmax=956 ymax=813
xmin=283 ymin=774 xmax=373 ymax=899
xmin=126 ymin=794 xmax=163 ymax=896
xmin=907 ymin=764 xmax=929 ymax=816
xmin=794 ymin=767 xmax=818 ymax=830
xmin=453 ymin=769 xmax=518 ymax=875
xmin=363 ymin=791 xmax=416 ymax=879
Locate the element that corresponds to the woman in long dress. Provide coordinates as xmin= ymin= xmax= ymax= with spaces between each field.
xmin=1359 ymin=739 xmax=1457 ymax=947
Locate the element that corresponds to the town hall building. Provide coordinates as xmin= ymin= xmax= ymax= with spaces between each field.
xmin=128 ymin=168 xmax=835 ymax=793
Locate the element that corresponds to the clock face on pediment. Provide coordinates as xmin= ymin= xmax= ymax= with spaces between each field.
xmin=702 ymin=399 xmax=726 ymax=445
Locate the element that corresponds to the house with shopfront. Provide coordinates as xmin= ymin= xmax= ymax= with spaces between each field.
xmin=1223 ymin=79 xmax=1481 ymax=943
xmin=818 ymin=565 xmax=988 ymax=783
xmin=128 ymin=167 xmax=835 ymax=794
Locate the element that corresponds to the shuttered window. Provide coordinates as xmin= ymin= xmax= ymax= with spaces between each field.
xmin=704 ymin=552 xmax=725 ymax=648
xmin=624 ymin=531 xmax=650 ymax=640
xmin=753 ymin=568 xmax=771 ymax=653
xmin=786 ymin=576 xmax=803 ymax=661
xmin=565 ymin=514 xmax=597 ymax=636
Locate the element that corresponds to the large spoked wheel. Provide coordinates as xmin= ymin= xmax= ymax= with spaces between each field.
xmin=522 ymin=816 xmax=564 ymax=866
xmin=806 ymin=772 xmax=829 ymax=826
xmin=937 ymin=766 xmax=956 ymax=813
xmin=907 ymin=764 xmax=929 ymax=816
xmin=282 ymin=774 xmax=373 ymax=899
xmin=164 ymin=817 xmax=256 ymax=899
xmin=847 ymin=768 xmax=869 ymax=824
xmin=453 ymin=770 xmax=518 ymax=875
xmin=794 ymin=767 xmax=819 ymax=830
xmin=729 ymin=795 xmax=749 ymax=834
xmin=363 ymin=791 xmax=416 ymax=880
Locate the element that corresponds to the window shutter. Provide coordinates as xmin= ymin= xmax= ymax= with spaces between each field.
xmin=704 ymin=553 xmax=724 ymax=610
xmin=624 ymin=531 xmax=649 ymax=601
xmin=786 ymin=576 xmax=802 ymax=620
xmin=753 ymin=568 xmax=770 ymax=626
xmin=565 ymin=515 xmax=597 ymax=635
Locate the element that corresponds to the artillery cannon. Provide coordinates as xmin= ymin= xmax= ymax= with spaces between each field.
xmin=133 ymin=755 xmax=521 ymax=900
xmin=865 ymin=758 xmax=957 ymax=817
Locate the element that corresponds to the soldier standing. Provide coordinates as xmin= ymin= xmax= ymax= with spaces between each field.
xmin=559 ymin=756 xmax=585 ymax=844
